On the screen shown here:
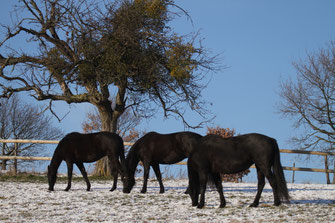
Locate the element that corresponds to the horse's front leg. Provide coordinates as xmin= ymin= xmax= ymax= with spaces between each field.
xmin=65 ymin=161 xmax=73 ymax=191
xmin=152 ymin=163 xmax=164 ymax=193
xmin=76 ymin=162 xmax=91 ymax=191
xmin=141 ymin=162 xmax=150 ymax=193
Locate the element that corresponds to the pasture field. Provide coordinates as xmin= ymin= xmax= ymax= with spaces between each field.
xmin=0 ymin=178 xmax=335 ymax=222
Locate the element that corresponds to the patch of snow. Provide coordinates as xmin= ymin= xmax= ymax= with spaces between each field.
xmin=1 ymin=179 xmax=335 ymax=222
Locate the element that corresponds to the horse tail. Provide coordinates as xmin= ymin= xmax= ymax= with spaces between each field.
xmin=120 ymin=143 xmax=128 ymax=176
xmin=117 ymin=135 xmax=127 ymax=176
xmin=272 ymin=139 xmax=290 ymax=202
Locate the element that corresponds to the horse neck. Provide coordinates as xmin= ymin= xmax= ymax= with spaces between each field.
xmin=126 ymin=150 xmax=140 ymax=177
xmin=49 ymin=153 xmax=62 ymax=174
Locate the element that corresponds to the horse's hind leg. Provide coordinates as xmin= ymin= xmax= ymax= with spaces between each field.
xmin=65 ymin=161 xmax=73 ymax=191
xmin=197 ymin=171 xmax=208 ymax=209
xmin=265 ymin=170 xmax=281 ymax=206
xmin=250 ymin=167 xmax=265 ymax=207
xmin=212 ymin=173 xmax=226 ymax=208
xmin=110 ymin=168 xmax=118 ymax=192
xmin=76 ymin=162 xmax=91 ymax=191
xmin=152 ymin=163 xmax=164 ymax=193
xmin=109 ymin=156 xmax=121 ymax=191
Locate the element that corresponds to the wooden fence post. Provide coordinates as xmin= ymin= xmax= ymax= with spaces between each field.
xmin=292 ymin=162 xmax=295 ymax=183
xmin=14 ymin=143 xmax=18 ymax=175
xmin=1 ymin=142 xmax=6 ymax=170
xmin=325 ymin=155 xmax=330 ymax=184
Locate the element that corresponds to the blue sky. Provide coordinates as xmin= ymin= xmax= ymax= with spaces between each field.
xmin=1 ymin=1 xmax=335 ymax=183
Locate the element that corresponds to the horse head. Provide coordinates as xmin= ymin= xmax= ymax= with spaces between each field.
xmin=47 ymin=165 xmax=57 ymax=191
xmin=122 ymin=173 xmax=135 ymax=193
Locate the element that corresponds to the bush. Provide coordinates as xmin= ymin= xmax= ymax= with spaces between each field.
xmin=206 ymin=126 xmax=250 ymax=182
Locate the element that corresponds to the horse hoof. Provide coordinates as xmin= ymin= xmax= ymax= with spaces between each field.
xmin=249 ymin=203 xmax=258 ymax=207
xmin=274 ymin=201 xmax=281 ymax=206
xmin=197 ymin=204 xmax=204 ymax=209
xmin=110 ymin=188 xmax=116 ymax=192
xmin=140 ymin=190 xmax=147 ymax=194
xmin=219 ymin=204 xmax=226 ymax=208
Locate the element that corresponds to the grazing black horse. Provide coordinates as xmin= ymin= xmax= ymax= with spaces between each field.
xmin=123 ymin=131 xmax=202 ymax=193
xmin=48 ymin=132 xmax=126 ymax=192
xmin=187 ymin=133 xmax=290 ymax=208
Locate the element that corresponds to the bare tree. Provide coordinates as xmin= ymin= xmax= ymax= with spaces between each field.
xmin=0 ymin=94 xmax=63 ymax=171
xmin=0 ymin=0 xmax=220 ymax=135
xmin=279 ymin=41 xmax=335 ymax=153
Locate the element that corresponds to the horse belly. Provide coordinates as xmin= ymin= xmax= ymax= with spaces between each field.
xmin=153 ymin=151 xmax=184 ymax=164
xmin=212 ymin=159 xmax=253 ymax=174
xmin=75 ymin=150 xmax=104 ymax=163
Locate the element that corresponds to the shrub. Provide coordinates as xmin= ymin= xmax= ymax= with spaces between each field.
xmin=206 ymin=126 xmax=250 ymax=183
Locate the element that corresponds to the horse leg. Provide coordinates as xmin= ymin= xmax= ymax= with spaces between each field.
xmin=191 ymin=185 xmax=199 ymax=207
xmin=76 ymin=162 xmax=91 ymax=191
xmin=184 ymin=186 xmax=190 ymax=194
xmin=65 ymin=161 xmax=73 ymax=191
xmin=212 ymin=172 xmax=226 ymax=208
xmin=264 ymin=170 xmax=281 ymax=206
xmin=187 ymin=159 xmax=199 ymax=207
xmin=110 ymin=167 xmax=118 ymax=192
xmin=152 ymin=163 xmax=164 ymax=193
xmin=141 ymin=162 xmax=150 ymax=193
xmin=109 ymin=156 xmax=121 ymax=192
xmin=197 ymin=172 xmax=208 ymax=209
xmin=250 ymin=167 xmax=265 ymax=207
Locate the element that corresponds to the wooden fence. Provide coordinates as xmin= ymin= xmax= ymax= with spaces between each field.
xmin=0 ymin=139 xmax=335 ymax=183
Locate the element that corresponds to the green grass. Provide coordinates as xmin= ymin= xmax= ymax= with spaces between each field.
xmin=0 ymin=173 xmax=47 ymax=183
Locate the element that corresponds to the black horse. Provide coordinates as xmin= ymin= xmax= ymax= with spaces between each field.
xmin=187 ymin=133 xmax=290 ymax=208
xmin=48 ymin=132 xmax=126 ymax=192
xmin=123 ymin=131 xmax=202 ymax=193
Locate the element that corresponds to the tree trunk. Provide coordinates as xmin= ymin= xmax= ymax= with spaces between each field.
xmin=93 ymin=101 xmax=114 ymax=176
xmin=97 ymin=100 xmax=114 ymax=132
xmin=92 ymin=85 xmax=126 ymax=176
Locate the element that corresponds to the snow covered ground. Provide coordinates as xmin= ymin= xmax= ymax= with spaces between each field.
xmin=1 ymin=178 xmax=335 ymax=222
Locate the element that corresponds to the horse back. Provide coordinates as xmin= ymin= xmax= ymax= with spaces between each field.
xmin=134 ymin=131 xmax=201 ymax=164
xmin=193 ymin=133 xmax=278 ymax=174
xmin=57 ymin=132 xmax=123 ymax=163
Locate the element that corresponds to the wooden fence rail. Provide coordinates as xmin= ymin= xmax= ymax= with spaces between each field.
xmin=1 ymin=139 xmax=335 ymax=182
